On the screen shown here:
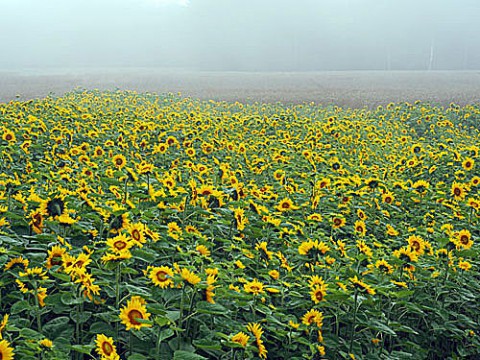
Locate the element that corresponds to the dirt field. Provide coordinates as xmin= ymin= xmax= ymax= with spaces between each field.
xmin=1 ymin=68 xmax=479 ymax=108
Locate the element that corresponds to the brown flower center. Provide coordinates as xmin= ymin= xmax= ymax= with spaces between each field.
xmin=128 ymin=309 xmax=143 ymax=325
xmin=102 ymin=341 xmax=114 ymax=355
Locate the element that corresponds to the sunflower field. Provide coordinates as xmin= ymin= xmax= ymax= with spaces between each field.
xmin=0 ymin=90 xmax=479 ymax=360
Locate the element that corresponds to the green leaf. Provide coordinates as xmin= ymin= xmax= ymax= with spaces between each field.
xmin=11 ymin=300 xmax=32 ymax=314
xmin=157 ymin=328 xmax=174 ymax=343
xmin=193 ymin=339 xmax=222 ymax=351
xmin=128 ymin=354 xmax=149 ymax=360
xmin=195 ymin=301 xmax=228 ymax=315
xmin=89 ymin=321 xmax=114 ymax=336
xmin=70 ymin=344 xmax=94 ymax=354
xmin=173 ymin=350 xmax=208 ymax=360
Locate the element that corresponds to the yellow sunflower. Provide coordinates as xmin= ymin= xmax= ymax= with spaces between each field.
xmin=244 ymin=279 xmax=264 ymax=295
xmin=95 ymin=334 xmax=119 ymax=360
xmin=0 ymin=339 xmax=14 ymax=360
xmin=231 ymin=332 xmax=250 ymax=347
xmin=119 ymin=296 xmax=152 ymax=331
xmin=149 ymin=266 xmax=174 ymax=288
xmin=180 ymin=268 xmax=201 ymax=286
xmin=112 ymin=154 xmax=127 ymax=170
xmin=276 ymin=198 xmax=299 ymax=212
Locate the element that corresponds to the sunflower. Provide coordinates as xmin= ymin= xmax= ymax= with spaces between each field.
xmin=451 ymin=181 xmax=468 ymax=201
xmin=106 ymin=233 xmax=133 ymax=254
xmin=349 ymin=276 xmax=376 ymax=295
xmin=354 ymin=220 xmax=367 ymax=237
xmin=0 ymin=339 xmax=14 ymax=360
xmin=356 ymin=240 xmax=373 ymax=257
xmin=4 ymin=256 xmax=29 ymax=271
xmin=149 ymin=266 xmax=174 ymax=288
xmin=127 ymin=223 xmax=146 ymax=247
xmin=112 ymin=154 xmax=127 ymax=170
xmin=39 ymin=338 xmax=53 ymax=348
xmin=306 ymin=213 xmax=323 ymax=222
xmin=1 ymin=129 xmax=16 ymax=143
xmin=458 ymin=260 xmax=472 ymax=271
xmin=180 ymin=268 xmax=201 ymax=286
xmin=246 ymin=323 xmax=267 ymax=359
xmin=232 ymin=207 xmax=248 ymax=231
xmin=45 ymin=245 xmax=66 ymax=269
xmin=407 ymin=235 xmax=425 ymax=255
xmin=30 ymin=210 xmax=44 ymax=234
xmin=196 ymin=244 xmax=211 ymax=257
xmin=302 ymin=309 xmax=323 ymax=327
xmin=310 ymin=284 xmax=327 ymax=304
xmin=331 ymin=215 xmax=346 ymax=229
xmin=244 ymin=279 xmax=264 ymax=295
xmin=95 ymin=334 xmax=119 ymax=360
xmin=385 ymin=224 xmax=399 ymax=236
xmin=412 ymin=180 xmax=429 ymax=195
xmin=231 ymin=332 xmax=250 ymax=347
xmin=0 ymin=314 xmax=8 ymax=338
xmin=381 ymin=191 xmax=395 ymax=204
xmin=462 ymin=157 xmax=475 ymax=171
xmin=375 ymin=259 xmax=393 ymax=274
xmin=276 ymin=197 xmax=299 ymax=212
xmin=452 ymin=229 xmax=473 ymax=250
xmin=393 ymin=246 xmax=418 ymax=263
xmin=119 ymin=296 xmax=152 ymax=331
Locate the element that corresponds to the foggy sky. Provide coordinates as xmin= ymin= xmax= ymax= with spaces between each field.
xmin=1 ymin=0 xmax=479 ymax=71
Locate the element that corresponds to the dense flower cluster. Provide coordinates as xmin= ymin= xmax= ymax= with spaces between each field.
xmin=0 ymin=91 xmax=478 ymax=359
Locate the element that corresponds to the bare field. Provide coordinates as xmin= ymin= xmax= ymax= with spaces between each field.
xmin=1 ymin=69 xmax=480 ymax=108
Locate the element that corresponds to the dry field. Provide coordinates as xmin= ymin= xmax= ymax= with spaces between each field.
xmin=1 ymin=69 xmax=479 ymax=107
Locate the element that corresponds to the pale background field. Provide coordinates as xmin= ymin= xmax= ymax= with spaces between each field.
xmin=1 ymin=69 xmax=479 ymax=108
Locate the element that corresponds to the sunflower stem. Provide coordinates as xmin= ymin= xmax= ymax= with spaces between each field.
xmin=349 ymin=289 xmax=359 ymax=353
xmin=32 ymin=282 xmax=43 ymax=333
xmin=115 ymin=263 xmax=121 ymax=340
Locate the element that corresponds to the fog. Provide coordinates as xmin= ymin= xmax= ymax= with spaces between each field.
xmin=1 ymin=0 xmax=479 ymax=71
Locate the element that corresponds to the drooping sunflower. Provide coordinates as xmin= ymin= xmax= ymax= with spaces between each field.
xmin=95 ymin=334 xmax=119 ymax=360
xmin=4 ymin=256 xmax=29 ymax=271
xmin=231 ymin=332 xmax=250 ymax=347
xmin=393 ymin=246 xmax=419 ymax=263
xmin=0 ymin=339 xmax=14 ymax=360
xmin=180 ymin=268 xmax=201 ymax=286
xmin=149 ymin=266 xmax=174 ymax=288
xmin=119 ymin=296 xmax=152 ymax=331
xmin=45 ymin=245 xmax=66 ymax=269
xmin=246 ymin=322 xmax=267 ymax=359
xmin=349 ymin=275 xmax=376 ymax=295
xmin=375 ymin=259 xmax=394 ymax=274
xmin=29 ymin=210 xmax=45 ymax=234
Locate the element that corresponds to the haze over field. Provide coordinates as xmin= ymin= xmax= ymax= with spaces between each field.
xmin=1 ymin=0 xmax=479 ymax=71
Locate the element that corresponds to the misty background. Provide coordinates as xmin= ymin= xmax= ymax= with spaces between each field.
xmin=1 ymin=0 xmax=479 ymax=71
